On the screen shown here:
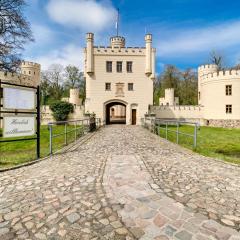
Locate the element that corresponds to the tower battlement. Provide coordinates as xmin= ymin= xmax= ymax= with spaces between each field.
xmin=21 ymin=61 xmax=41 ymax=68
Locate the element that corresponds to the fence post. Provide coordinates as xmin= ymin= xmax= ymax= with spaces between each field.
xmin=194 ymin=123 xmax=197 ymax=148
xmin=49 ymin=125 xmax=53 ymax=155
xmin=177 ymin=122 xmax=179 ymax=144
xmin=75 ymin=122 xmax=77 ymax=141
xmin=64 ymin=123 xmax=67 ymax=145
xmin=165 ymin=122 xmax=168 ymax=140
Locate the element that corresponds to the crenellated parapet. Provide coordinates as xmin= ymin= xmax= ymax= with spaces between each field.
xmin=21 ymin=61 xmax=41 ymax=68
xmin=198 ymin=64 xmax=218 ymax=71
xmin=201 ymin=69 xmax=240 ymax=83
xmin=152 ymin=105 xmax=202 ymax=111
xmin=0 ymin=71 xmax=36 ymax=87
xmin=110 ymin=36 xmax=125 ymax=48
xmin=87 ymin=46 xmax=146 ymax=55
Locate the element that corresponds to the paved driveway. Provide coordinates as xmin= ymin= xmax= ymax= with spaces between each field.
xmin=0 ymin=125 xmax=240 ymax=239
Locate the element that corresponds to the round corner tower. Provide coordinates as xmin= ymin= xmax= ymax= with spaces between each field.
xmin=20 ymin=61 xmax=41 ymax=86
xmin=110 ymin=36 xmax=125 ymax=48
xmin=69 ymin=88 xmax=80 ymax=106
xmin=198 ymin=64 xmax=218 ymax=105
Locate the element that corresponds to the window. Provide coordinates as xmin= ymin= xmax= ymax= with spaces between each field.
xmin=128 ymin=83 xmax=134 ymax=91
xmin=106 ymin=61 xmax=112 ymax=72
xmin=126 ymin=61 xmax=133 ymax=72
xmin=116 ymin=61 xmax=122 ymax=72
xmin=198 ymin=92 xmax=201 ymax=100
xmin=226 ymin=85 xmax=232 ymax=96
xmin=105 ymin=83 xmax=111 ymax=91
xmin=226 ymin=105 xmax=232 ymax=114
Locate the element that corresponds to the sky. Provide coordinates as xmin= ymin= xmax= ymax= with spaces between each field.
xmin=23 ymin=0 xmax=240 ymax=72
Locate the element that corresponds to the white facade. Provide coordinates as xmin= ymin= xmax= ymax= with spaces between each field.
xmin=198 ymin=65 xmax=240 ymax=121
xmin=84 ymin=33 xmax=155 ymax=125
xmin=151 ymin=64 xmax=240 ymax=128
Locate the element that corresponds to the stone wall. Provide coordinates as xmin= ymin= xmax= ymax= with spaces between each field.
xmin=41 ymin=105 xmax=85 ymax=125
xmin=149 ymin=105 xmax=204 ymax=125
xmin=207 ymin=119 xmax=240 ymax=128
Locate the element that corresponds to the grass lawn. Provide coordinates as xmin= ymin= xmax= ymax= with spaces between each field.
xmin=0 ymin=125 xmax=84 ymax=169
xmin=156 ymin=125 xmax=240 ymax=164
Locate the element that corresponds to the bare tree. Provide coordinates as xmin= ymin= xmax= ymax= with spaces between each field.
xmin=42 ymin=64 xmax=64 ymax=101
xmin=210 ymin=51 xmax=224 ymax=70
xmin=0 ymin=0 xmax=33 ymax=72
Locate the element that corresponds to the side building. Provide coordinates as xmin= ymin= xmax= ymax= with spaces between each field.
xmin=84 ymin=33 xmax=155 ymax=125
xmin=150 ymin=64 xmax=240 ymax=128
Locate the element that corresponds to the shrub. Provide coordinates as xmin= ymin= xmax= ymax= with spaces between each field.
xmin=50 ymin=101 xmax=74 ymax=121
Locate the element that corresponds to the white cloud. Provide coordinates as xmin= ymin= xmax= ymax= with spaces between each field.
xmin=34 ymin=44 xmax=83 ymax=70
xmin=47 ymin=0 xmax=117 ymax=32
xmin=31 ymin=24 xmax=55 ymax=44
xmin=157 ymin=21 xmax=240 ymax=56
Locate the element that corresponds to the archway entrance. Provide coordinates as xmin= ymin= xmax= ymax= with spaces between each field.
xmin=106 ymin=102 xmax=126 ymax=124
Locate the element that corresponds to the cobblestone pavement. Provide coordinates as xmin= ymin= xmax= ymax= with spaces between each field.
xmin=0 ymin=132 xmax=135 ymax=240
xmin=0 ymin=125 xmax=240 ymax=240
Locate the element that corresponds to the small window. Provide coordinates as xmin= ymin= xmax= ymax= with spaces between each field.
xmin=226 ymin=104 xmax=232 ymax=114
xmin=116 ymin=61 xmax=122 ymax=73
xmin=226 ymin=85 xmax=232 ymax=96
xmin=29 ymin=71 xmax=31 ymax=74
xmin=198 ymin=91 xmax=201 ymax=100
xmin=126 ymin=61 xmax=133 ymax=73
xmin=105 ymin=83 xmax=111 ymax=91
xmin=128 ymin=83 xmax=134 ymax=91
xmin=106 ymin=61 xmax=112 ymax=72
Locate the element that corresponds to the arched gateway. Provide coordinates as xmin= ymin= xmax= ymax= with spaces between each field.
xmin=105 ymin=100 xmax=126 ymax=125
xmin=84 ymin=33 xmax=155 ymax=125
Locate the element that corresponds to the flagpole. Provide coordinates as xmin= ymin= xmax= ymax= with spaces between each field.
xmin=116 ymin=8 xmax=119 ymax=36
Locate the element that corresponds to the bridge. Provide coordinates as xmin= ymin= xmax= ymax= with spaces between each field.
xmin=0 ymin=125 xmax=240 ymax=239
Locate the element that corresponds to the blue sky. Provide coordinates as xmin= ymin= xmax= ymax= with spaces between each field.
xmin=23 ymin=0 xmax=240 ymax=72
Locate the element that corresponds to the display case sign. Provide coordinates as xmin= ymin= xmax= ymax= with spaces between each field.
xmin=3 ymin=86 xmax=36 ymax=110
xmin=3 ymin=116 xmax=35 ymax=138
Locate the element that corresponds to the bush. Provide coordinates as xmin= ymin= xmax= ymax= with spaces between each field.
xmin=50 ymin=101 xmax=74 ymax=121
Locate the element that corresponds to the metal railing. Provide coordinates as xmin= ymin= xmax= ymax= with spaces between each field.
xmin=48 ymin=118 xmax=101 ymax=155
xmin=154 ymin=119 xmax=199 ymax=148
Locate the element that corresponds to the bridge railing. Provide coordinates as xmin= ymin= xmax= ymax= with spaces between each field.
xmin=48 ymin=118 xmax=101 ymax=155
xmin=142 ymin=117 xmax=198 ymax=148
xmin=154 ymin=119 xmax=198 ymax=148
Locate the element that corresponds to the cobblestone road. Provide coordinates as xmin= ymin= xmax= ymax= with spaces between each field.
xmin=0 ymin=125 xmax=240 ymax=240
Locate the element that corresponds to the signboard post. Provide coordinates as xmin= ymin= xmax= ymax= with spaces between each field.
xmin=3 ymin=87 xmax=36 ymax=110
xmin=3 ymin=116 xmax=36 ymax=138
xmin=0 ymin=81 xmax=40 ymax=159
